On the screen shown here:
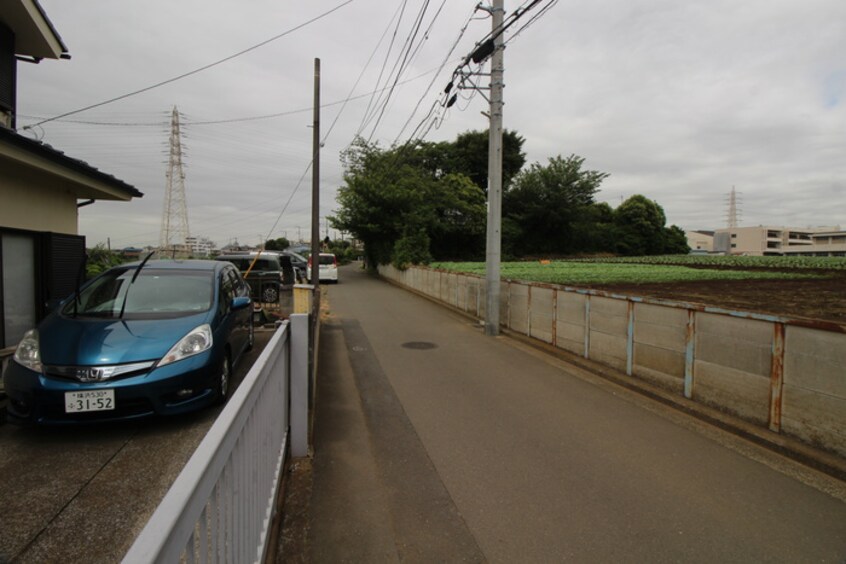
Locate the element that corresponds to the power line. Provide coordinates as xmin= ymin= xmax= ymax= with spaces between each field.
xmin=357 ymin=1 xmax=411 ymax=137
xmin=363 ymin=0 xmax=436 ymax=143
xmin=18 ymin=66 xmax=441 ymax=131
xmin=391 ymin=1 xmax=478 ymax=145
xmin=21 ymin=1 xmax=354 ymax=130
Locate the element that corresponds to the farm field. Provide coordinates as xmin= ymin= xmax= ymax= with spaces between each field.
xmin=431 ymin=257 xmax=846 ymax=324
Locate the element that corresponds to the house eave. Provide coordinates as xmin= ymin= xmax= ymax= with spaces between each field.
xmin=0 ymin=128 xmax=142 ymax=201
xmin=0 ymin=0 xmax=69 ymax=59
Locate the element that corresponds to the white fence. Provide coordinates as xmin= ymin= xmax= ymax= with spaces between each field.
xmin=123 ymin=314 xmax=309 ymax=563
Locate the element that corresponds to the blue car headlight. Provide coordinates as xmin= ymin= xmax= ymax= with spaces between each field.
xmin=158 ymin=324 xmax=213 ymax=367
xmin=13 ymin=329 xmax=42 ymax=373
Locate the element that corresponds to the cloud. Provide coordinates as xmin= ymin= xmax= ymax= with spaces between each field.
xmin=16 ymin=0 xmax=846 ymax=248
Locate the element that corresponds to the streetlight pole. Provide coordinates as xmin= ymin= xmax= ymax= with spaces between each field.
xmin=485 ymin=0 xmax=504 ymax=336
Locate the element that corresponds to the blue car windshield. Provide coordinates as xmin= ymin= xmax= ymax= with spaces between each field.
xmin=62 ymin=268 xmax=214 ymax=319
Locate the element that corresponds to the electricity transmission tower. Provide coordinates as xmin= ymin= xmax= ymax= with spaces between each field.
xmin=726 ymin=186 xmax=742 ymax=229
xmin=159 ymin=106 xmax=190 ymax=255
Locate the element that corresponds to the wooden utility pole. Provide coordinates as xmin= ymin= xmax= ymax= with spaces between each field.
xmin=311 ymin=58 xmax=321 ymax=315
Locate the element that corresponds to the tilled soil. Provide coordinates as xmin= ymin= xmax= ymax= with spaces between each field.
xmin=585 ymin=275 xmax=846 ymax=326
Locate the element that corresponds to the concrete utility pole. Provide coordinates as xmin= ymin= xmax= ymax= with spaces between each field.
xmin=485 ymin=0 xmax=505 ymax=336
xmin=311 ymin=59 xmax=321 ymax=313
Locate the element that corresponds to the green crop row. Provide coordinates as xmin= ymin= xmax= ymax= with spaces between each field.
xmin=564 ymin=254 xmax=846 ymax=270
xmin=429 ymin=260 xmax=826 ymax=286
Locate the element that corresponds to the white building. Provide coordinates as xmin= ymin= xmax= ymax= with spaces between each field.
xmin=685 ymin=230 xmax=715 ymax=253
xmin=186 ymin=236 xmax=216 ymax=257
xmin=712 ymin=226 xmax=842 ymax=256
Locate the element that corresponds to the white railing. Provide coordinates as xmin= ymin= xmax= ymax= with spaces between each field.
xmin=123 ymin=313 xmax=309 ymax=563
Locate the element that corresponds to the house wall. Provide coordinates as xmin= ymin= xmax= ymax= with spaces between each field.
xmin=0 ymin=166 xmax=78 ymax=234
xmin=379 ymin=264 xmax=846 ymax=458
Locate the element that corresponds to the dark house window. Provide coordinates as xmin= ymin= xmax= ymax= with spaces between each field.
xmin=1 ymin=229 xmax=85 ymax=347
xmin=0 ymin=21 xmax=16 ymax=123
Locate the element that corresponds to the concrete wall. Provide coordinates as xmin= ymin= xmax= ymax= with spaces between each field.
xmin=588 ymin=296 xmax=629 ymax=372
xmin=782 ymin=327 xmax=846 ymax=454
xmin=633 ymin=303 xmax=688 ymax=394
xmin=379 ymin=264 xmax=846 ymax=458
xmin=693 ymin=313 xmax=773 ymax=426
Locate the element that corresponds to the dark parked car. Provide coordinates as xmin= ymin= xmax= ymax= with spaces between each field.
xmin=3 ymin=259 xmax=253 ymax=425
xmin=282 ymin=250 xmax=308 ymax=282
xmin=214 ymin=253 xmax=295 ymax=303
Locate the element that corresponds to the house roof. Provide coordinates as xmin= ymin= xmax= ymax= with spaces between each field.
xmin=0 ymin=126 xmax=143 ymax=200
xmin=0 ymin=0 xmax=69 ymax=60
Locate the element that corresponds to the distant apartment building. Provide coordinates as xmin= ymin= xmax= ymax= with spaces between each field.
xmin=186 ymin=236 xmax=215 ymax=257
xmin=713 ymin=226 xmax=843 ymax=256
xmin=783 ymin=231 xmax=846 ymax=256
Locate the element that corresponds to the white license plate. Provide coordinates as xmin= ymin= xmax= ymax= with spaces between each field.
xmin=65 ymin=389 xmax=116 ymax=413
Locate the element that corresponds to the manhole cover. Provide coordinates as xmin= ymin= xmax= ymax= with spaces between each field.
xmin=401 ymin=341 xmax=437 ymax=350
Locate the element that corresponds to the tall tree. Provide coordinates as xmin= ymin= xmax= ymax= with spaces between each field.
xmin=333 ymin=138 xmax=487 ymax=266
xmin=426 ymin=173 xmax=487 ymax=260
xmin=264 ymin=237 xmax=290 ymax=251
xmin=334 ymin=140 xmax=420 ymax=266
xmin=613 ymin=195 xmax=689 ymax=255
xmin=450 ymin=129 xmax=526 ymax=191
xmin=663 ymin=224 xmax=691 ymax=254
xmin=503 ymin=155 xmax=609 ymax=255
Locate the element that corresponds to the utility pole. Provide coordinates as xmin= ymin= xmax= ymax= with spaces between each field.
xmin=485 ymin=0 xmax=504 ymax=336
xmin=311 ymin=58 xmax=321 ymax=313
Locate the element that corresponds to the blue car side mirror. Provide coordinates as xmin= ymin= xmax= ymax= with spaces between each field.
xmin=231 ymin=296 xmax=251 ymax=310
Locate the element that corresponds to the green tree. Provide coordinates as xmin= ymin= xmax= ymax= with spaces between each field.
xmin=392 ymin=228 xmax=433 ymax=269
xmin=264 ymin=237 xmax=290 ymax=251
xmin=86 ymin=244 xmax=125 ymax=278
xmin=426 ymin=173 xmax=487 ymax=260
xmin=663 ymin=224 xmax=691 ymax=254
xmin=333 ymin=137 xmax=490 ymax=266
xmin=572 ymin=201 xmax=617 ymax=254
xmin=333 ymin=139 xmax=431 ymax=267
xmin=503 ymin=155 xmax=609 ymax=255
xmin=613 ymin=195 xmax=689 ymax=256
xmin=449 ymin=129 xmax=526 ymax=191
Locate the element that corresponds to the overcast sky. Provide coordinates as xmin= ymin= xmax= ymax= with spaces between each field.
xmin=17 ymin=0 xmax=846 ymax=249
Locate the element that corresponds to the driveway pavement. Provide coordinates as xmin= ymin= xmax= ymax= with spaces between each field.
xmin=0 ymin=329 xmax=273 ymax=563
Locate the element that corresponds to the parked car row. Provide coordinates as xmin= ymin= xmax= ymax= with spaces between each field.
xmin=3 ymin=251 xmax=343 ymax=425
xmin=213 ymin=253 xmax=294 ymax=304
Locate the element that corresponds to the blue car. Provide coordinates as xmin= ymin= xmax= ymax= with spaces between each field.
xmin=3 ymin=259 xmax=254 ymax=425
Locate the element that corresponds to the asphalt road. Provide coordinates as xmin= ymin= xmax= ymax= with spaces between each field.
xmin=0 ymin=328 xmax=273 ymax=564
xmin=304 ymin=264 xmax=846 ymax=562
